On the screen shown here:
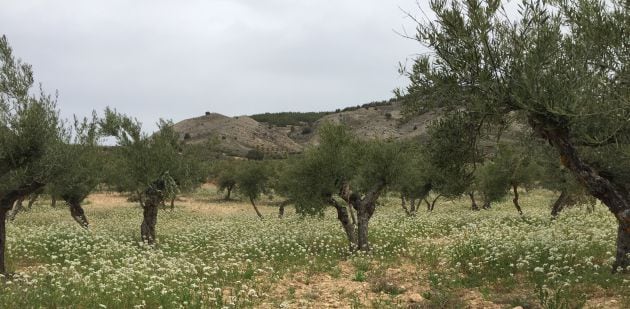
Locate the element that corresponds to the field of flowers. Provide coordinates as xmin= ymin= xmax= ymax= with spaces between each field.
xmin=1 ymin=187 xmax=629 ymax=308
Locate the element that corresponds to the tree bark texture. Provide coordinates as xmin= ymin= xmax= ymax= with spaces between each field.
xmin=531 ymin=117 xmax=630 ymax=272
xmin=357 ymin=208 xmax=371 ymax=251
xmin=329 ymin=197 xmax=357 ymax=251
xmin=350 ymin=181 xmax=384 ymax=252
xmin=141 ymin=197 xmax=159 ymax=245
xmin=614 ymin=223 xmax=630 ymax=272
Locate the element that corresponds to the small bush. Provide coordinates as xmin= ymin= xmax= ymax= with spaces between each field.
xmin=245 ymin=149 xmax=264 ymax=161
xmin=301 ymin=127 xmax=313 ymax=135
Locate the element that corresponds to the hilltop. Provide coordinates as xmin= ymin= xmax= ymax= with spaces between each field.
xmin=172 ymin=100 xmax=439 ymax=157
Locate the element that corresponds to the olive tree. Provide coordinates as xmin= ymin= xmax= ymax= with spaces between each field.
xmin=534 ymin=142 xmax=597 ymax=217
xmin=212 ymin=160 xmax=239 ymax=200
xmin=390 ymin=142 xmax=432 ymax=216
xmin=233 ymin=160 xmax=273 ymax=219
xmin=0 ymin=35 xmax=65 ymax=274
xmin=422 ymin=112 xmax=481 ymax=211
xmin=157 ymin=123 xmax=206 ymax=210
xmin=46 ymin=114 xmax=103 ymax=228
xmin=283 ymin=124 xmax=404 ymax=251
xmin=402 ymin=0 xmax=630 ymax=271
xmin=475 ymin=143 xmax=542 ymax=215
xmin=100 ymin=109 xmax=179 ymax=244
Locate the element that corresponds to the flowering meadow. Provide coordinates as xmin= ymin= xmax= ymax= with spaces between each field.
xmin=1 ymin=188 xmax=629 ymax=308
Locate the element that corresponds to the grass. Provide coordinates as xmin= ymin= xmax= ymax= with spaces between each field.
xmin=0 ymin=187 xmax=629 ymax=308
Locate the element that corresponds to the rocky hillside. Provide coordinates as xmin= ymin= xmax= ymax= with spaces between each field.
xmin=172 ymin=102 xmax=439 ymax=157
xmin=172 ymin=113 xmax=302 ymax=157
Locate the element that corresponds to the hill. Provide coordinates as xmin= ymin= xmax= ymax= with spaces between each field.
xmin=172 ymin=101 xmax=439 ymax=157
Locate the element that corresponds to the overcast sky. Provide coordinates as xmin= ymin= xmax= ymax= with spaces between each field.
xmin=1 ymin=0 xmax=428 ymax=130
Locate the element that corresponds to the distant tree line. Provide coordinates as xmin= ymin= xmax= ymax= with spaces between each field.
xmin=249 ymin=112 xmax=331 ymax=127
xmin=338 ymin=98 xmax=398 ymax=113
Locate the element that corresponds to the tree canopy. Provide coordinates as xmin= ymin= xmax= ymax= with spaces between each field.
xmin=401 ymin=0 xmax=630 ymax=271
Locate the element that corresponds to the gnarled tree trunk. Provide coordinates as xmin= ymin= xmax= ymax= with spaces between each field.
xmin=531 ymin=118 xmax=630 ymax=272
xmin=141 ymin=196 xmax=159 ymax=245
xmin=551 ymin=190 xmax=569 ymax=219
xmin=225 ymin=185 xmax=233 ymax=200
xmin=614 ymin=223 xmax=630 ymax=273
xmin=0 ymin=182 xmax=44 ymax=274
xmin=512 ymin=184 xmax=523 ymax=215
xmin=357 ymin=206 xmax=372 ymax=251
xmin=350 ymin=181 xmax=384 ymax=252
xmin=66 ymin=199 xmax=89 ymax=229
xmin=329 ymin=197 xmax=357 ymax=251
xmin=250 ymin=197 xmax=263 ymax=219
xmin=0 ymin=208 xmax=7 ymax=275
xmin=7 ymin=197 xmax=24 ymax=221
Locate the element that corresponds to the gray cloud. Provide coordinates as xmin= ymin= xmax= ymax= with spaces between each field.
xmin=1 ymin=0 xmax=427 ymax=131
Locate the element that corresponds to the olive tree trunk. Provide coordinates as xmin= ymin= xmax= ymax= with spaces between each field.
xmin=409 ymin=198 xmax=417 ymax=215
xmin=140 ymin=196 xmax=159 ymax=245
xmin=278 ymin=199 xmax=291 ymax=218
xmin=26 ymin=194 xmax=38 ymax=210
xmin=249 ymin=197 xmax=263 ymax=219
xmin=7 ymin=197 xmax=24 ymax=221
xmin=511 ymin=184 xmax=524 ymax=215
xmin=551 ymin=190 xmax=569 ymax=219
xmin=67 ymin=200 xmax=90 ymax=229
xmin=0 ymin=182 xmax=44 ymax=274
xmin=351 ymin=181 xmax=384 ymax=252
xmin=401 ymin=195 xmax=413 ymax=216
xmin=225 ymin=185 xmax=233 ymax=200
xmin=329 ymin=197 xmax=357 ymax=251
xmin=425 ymin=195 xmax=441 ymax=212
xmin=532 ymin=118 xmax=630 ymax=272
xmin=469 ymin=192 xmax=479 ymax=211
xmin=0 ymin=208 xmax=7 ymax=275
xmin=356 ymin=205 xmax=372 ymax=251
